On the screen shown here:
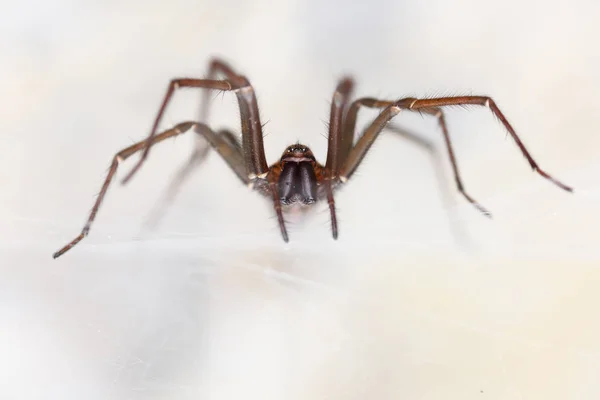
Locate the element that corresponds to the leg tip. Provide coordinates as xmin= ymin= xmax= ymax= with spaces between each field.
xmin=479 ymin=206 xmax=493 ymax=219
xmin=280 ymin=229 xmax=289 ymax=243
xmin=536 ymin=168 xmax=573 ymax=193
xmin=549 ymin=177 xmax=574 ymax=193
xmin=462 ymin=192 xmax=492 ymax=218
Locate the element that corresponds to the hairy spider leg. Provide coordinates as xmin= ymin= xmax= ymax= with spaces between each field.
xmin=338 ymin=96 xmax=572 ymax=218
xmin=53 ymin=122 xmax=246 ymax=259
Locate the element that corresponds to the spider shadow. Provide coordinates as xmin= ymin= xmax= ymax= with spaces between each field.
xmin=142 ymin=137 xmax=211 ymax=233
xmin=383 ymin=123 xmax=473 ymax=249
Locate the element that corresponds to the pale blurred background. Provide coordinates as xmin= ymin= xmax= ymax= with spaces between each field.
xmin=2 ymin=0 xmax=600 ymax=399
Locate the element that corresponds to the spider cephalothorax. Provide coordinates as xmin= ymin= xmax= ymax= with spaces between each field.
xmin=53 ymin=58 xmax=572 ymax=259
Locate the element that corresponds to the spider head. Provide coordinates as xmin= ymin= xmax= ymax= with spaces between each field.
xmin=278 ymin=144 xmax=318 ymax=205
xmin=280 ymin=144 xmax=316 ymax=163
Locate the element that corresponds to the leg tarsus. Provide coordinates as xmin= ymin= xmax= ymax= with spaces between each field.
xmin=52 ymin=232 xmax=85 ymax=259
xmin=325 ymin=180 xmax=338 ymax=239
xmin=458 ymin=188 xmax=492 ymax=217
xmin=534 ymin=167 xmax=573 ymax=192
xmin=279 ymin=221 xmax=289 ymax=242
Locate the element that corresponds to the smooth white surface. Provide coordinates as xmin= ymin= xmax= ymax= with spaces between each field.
xmin=2 ymin=0 xmax=600 ymax=399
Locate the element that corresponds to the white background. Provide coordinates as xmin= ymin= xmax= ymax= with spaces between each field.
xmin=2 ymin=0 xmax=600 ymax=399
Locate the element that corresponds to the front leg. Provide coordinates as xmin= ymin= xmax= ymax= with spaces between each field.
xmin=322 ymin=77 xmax=354 ymax=239
xmin=53 ymin=122 xmax=247 ymax=259
xmin=338 ymin=96 xmax=572 ymax=218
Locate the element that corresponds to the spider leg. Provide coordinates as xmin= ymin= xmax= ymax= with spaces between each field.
xmin=391 ymin=105 xmax=491 ymax=216
xmin=190 ymin=59 xmax=245 ymax=165
xmin=323 ymin=77 xmax=354 ymax=239
xmin=120 ymin=79 xmax=230 ymax=184
xmin=342 ymin=98 xmax=482 ymax=206
xmin=339 ymin=100 xmax=402 ymax=180
xmin=421 ymin=106 xmax=491 ymax=216
xmin=325 ymin=77 xmax=354 ymax=174
xmin=401 ymin=96 xmax=572 ymax=192
xmin=147 ymin=59 xmax=251 ymax=228
xmin=160 ymin=60 xmax=247 ymax=207
xmin=199 ymin=59 xmax=243 ymax=123
xmin=200 ymin=58 xmax=290 ymax=242
xmin=338 ymin=96 xmax=572 ymax=217
xmin=53 ymin=122 xmax=246 ymax=259
xmin=122 ymin=64 xmax=269 ymax=185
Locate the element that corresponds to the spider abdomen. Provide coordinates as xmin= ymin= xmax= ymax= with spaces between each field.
xmin=278 ymin=161 xmax=317 ymax=205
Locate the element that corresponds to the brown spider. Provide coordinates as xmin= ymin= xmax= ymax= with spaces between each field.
xmin=53 ymin=58 xmax=572 ymax=259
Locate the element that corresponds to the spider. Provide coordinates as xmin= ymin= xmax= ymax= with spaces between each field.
xmin=53 ymin=58 xmax=572 ymax=259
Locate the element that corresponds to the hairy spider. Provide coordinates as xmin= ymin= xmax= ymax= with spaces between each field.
xmin=53 ymin=58 xmax=572 ymax=259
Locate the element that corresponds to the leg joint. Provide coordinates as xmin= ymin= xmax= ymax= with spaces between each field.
xmin=395 ymin=98 xmax=418 ymax=109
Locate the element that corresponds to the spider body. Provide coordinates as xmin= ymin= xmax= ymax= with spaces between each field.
xmin=53 ymin=58 xmax=572 ymax=259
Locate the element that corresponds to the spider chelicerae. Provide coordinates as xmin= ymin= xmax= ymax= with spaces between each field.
xmin=53 ymin=58 xmax=572 ymax=259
